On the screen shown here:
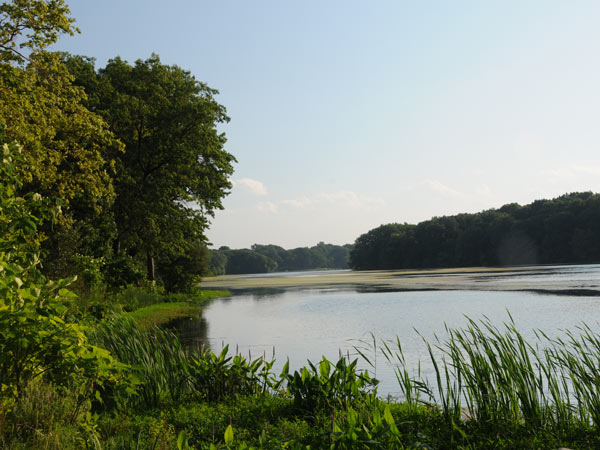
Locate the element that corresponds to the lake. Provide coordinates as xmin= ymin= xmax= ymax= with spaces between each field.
xmin=178 ymin=264 xmax=600 ymax=398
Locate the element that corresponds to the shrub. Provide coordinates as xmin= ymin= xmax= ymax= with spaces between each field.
xmin=281 ymin=356 xmax=378 ymax=414
xmin=0 ymin=136 xmax=128 ymax=412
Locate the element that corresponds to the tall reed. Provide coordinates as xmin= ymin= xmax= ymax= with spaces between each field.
xmin=381 ymin=315 xmax=600 ymax=433
xmin=90 ymin=314 xmax=189 ymax=408
xmin=90 ymin=314 xmax=279 ymax=408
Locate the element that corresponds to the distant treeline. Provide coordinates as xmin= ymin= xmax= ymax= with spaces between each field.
xmin=209 ymin=243 xmax=353 ymax=275
xmin=350 ymin=192 xmax=600 ymax=270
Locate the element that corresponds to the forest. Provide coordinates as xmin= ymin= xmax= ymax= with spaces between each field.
xmin=350 ymin=192 xmax=600 ymax=270
xmin=208 ymin=243 xmax=352 ymax=275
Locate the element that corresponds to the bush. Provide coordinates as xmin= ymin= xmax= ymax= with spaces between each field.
xmin=0 ymin=381 xmax=85 ymax=449
xmin=102 ymin=254 xmax=145 ymax=291
xmin=0 ymin=136 xmax=129 ymax=413
xmin=281 ymin=356 xmax=378 ymax=414
xmin=158 ymin=241 xmax=209 ymax=292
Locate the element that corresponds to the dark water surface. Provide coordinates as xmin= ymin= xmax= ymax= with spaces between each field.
xmin=176 ymin=264 xmax=600 ymax=397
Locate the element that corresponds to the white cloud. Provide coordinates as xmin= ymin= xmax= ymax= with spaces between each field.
xmin=231 ymin=178 xmax=268 ymax=196
xmin=281 ymin=196 xmax=312 ymax=208
xmin=422 ymin=179 xmax=463 ymax=198
xmin=545 ymin=168 xmax=573 ymax=180
xmin=544 ymin=165 xmax=600 ymax=181
xmin=280 ymin=190 xmax=385 ymax=211
xmin=256 ymin=201 xmax=278 ymax=213
xmin=316 ymin=190 xmax=385 ymax=209
xmin=572 ymin=165 xmax=600 ymax=176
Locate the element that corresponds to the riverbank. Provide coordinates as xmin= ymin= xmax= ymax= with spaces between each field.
xmin=126 ymin=289 xmax=231 ymax=329
xmin=5 ymin=312 xmax=600 ymax=449
xmin=201 ymin=264 xmax=600 ymax=296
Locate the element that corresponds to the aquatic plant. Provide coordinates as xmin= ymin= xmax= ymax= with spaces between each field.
xmin=187 ymin=345 xmax=277 ymax=402
xmin=90 ymin=314 xmax=189 ymax=408
xmin=280 ymin=356 xmax=378 ymax=414
xmin=381 ymin=315 xmax=600 ymax=433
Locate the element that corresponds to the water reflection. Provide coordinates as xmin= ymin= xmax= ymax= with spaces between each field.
xmin=170 ymin=314 xmax=209 ymax=351
xmin=231 ymin=287 xmax=288 ymax=300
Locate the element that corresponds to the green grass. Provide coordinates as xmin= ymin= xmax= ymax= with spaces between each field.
xmin=120 ymin=288 xmax=230 ymax=328
xmin=115 ymin=285 xmax=230 ymax=310
xmin=129 ymin=301 xmax=202 ymax=329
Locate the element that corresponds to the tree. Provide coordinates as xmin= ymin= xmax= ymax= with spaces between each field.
xmin=226 ymin=249 xmax=277 ymax=274
xmin=0 ymin=2 xmax=118 ymax=212
xmin=350 ymin=193 xmax=600 ymax=270
xmin=66 ymin=54 xmax=236 ymax=287
xmin=350 ymin=223 xmax=405 ymax=270
xmin=0 ymin=0 xmax=76 ymax=64
xmin=0 ymin=133 xmax=125 ymax=403
xmin=0 ymin=1 xmax=122 ymax=281
xmin=208 ymin=248 xmax=228 ymax=275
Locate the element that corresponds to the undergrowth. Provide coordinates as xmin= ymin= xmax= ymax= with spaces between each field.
xmin=5 ymin=312 xmax=600 ymax=449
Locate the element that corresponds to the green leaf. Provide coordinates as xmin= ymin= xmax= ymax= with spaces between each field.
xmin=281 ymin=359 xmax=289 ymax=377
xmin=224 ymin=424 xmax=234 ymax=446
xmin=176 ymin=430 xmax=188 ymax=450
xmin=383 ymin=405 xmax=395 ymax=426
xmin=58 ymin=288 xmax=77 ymax=298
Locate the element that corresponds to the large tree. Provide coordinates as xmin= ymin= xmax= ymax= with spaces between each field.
xmin=66 ymin=54 xmax=236 ymax=286
xmin=0 ymin=1 xmax=119 ymax=208
xmin=0 ymin=1 xmax=122 ymax=281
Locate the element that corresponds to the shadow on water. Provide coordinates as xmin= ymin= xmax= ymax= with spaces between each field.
xmin=229 ymin=287 xmax=288 ymax=299
xmin=233 ymin=285 xmax=439 ymax=297
xmin=355 ymin=285 xmax=438 ymax=294
xmin=168 ymin=314 xmax=209 ymax=351
xmin=517 ymin=288 xmax=600 ymax=297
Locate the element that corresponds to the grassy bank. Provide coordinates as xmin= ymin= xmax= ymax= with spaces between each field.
xmin=4 ymin=313 xmax=600 ymax=449
xmin=129 ymin=302 xmax=202 ymax=329
xmin=125 ymin=289 xmax=230 ymax=329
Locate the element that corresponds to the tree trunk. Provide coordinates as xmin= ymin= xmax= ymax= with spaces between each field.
xmin=146 ymin=249 xmax=155 ymax=281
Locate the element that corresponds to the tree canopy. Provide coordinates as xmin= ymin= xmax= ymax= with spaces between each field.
xmin=64 ymin=54 xmax=236 ymax=287
xmin=350 ymin=192 xmax=600 ymax=270
xmin=0 ymin=0 xmax=76 ymax=64
xmin=1 ymin=2 xmax=237 ymax=291
xmin=209 ymin=242 xmax=353 ymax=275
xmin=0 ymin=1 xmax=122 ymax=283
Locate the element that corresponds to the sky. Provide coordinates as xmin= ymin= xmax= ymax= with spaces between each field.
xmin=52 ymin=1 xmax=600 ymax=249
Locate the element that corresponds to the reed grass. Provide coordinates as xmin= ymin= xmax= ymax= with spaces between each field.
xmin=22 ymin=311 xmax=600 ymax=448
xmin=88 ymin=314 xmax=279 ymax=409
xmin=90 ymin=314 xmax=190 ymax=408
xmin=379 ymin=314 xmax=600 ymax=436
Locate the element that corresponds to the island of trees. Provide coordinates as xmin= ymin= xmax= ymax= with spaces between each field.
xmin=208 ymin=242 xmax=352 ymax=275
xmin=350 ymin=192 xmax=600 ymax=270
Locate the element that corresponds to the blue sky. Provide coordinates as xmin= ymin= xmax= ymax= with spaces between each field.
xmin=52 ymin=1 xmax=600 ymax=249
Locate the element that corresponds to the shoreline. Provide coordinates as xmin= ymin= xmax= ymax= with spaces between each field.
xmin=201 ymin=264 xmax=600 ymax=296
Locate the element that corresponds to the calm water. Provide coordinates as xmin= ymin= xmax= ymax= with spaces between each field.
xmin=177 ymin=265 xmax=600 ymax=397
